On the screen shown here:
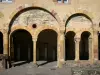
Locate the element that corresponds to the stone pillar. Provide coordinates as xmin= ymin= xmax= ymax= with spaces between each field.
xmin=57 ymin=40 xmax=61 ymax=67
xmin=93 ymin=31 xmax=98 ymax=61
xmin=33 ymin=39 xmax=37 ymax=64
xmin=57 ymin=33 xmax=61 ymax=68
xmin=3 ymin=33 xmax=8 ymax=69
xmin=60 ymin=32 xmax=65 ymax=62
xmin=75 ymin=38 xmax=80 ymax=61
xmin=3 ymin=33 xmax=8 ymax=55
xmin=8 ymin=35 xmax=11 ymax=68
xmin=89 ymin=37 xmax=93 ymax=62
xmin=8 ymin=35 xmax=11 ymax=57
xmin=57 ymin=31 xmax=65 ymax=68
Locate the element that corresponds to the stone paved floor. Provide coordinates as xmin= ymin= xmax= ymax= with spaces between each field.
xmin=0 ymin=61 xmax=100 ymax=75
xmin=0 ymin=61 xmax=72 ymax=75
xmin=72 ymin=67 xmax=100 ymax=75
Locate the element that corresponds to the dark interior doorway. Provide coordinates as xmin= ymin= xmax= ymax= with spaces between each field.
xmin=65 ymin=31 xmax=75 ymax=60
xmin=36 ymin=29 xmax=57 ymax=63
xmin=10 ymin=30 xmax=33 ymax=63
xmin=98 ymin=33 xmax=100 ymax=60
xmin=80 ymin=31 xmax=90 ymax=60
xmin=0 ymin=32 xmax=3 ymax=54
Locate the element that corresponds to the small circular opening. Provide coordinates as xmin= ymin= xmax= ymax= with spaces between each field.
xmin=32 ymin=24 xmax=37 ymax=28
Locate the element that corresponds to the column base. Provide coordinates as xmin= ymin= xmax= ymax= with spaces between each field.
xmin=57 ymin=61 xmax=63 ymax=68
xmin=75 ymin=59 xmax=79 ymax=61
xmin=33 ymin=63 xmax=38 ymax=68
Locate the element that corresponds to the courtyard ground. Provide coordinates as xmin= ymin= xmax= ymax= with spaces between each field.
xmin=0 ymin=61 xmax=100 ymax=75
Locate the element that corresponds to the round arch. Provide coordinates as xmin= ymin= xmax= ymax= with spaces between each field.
xmin=10 ymin=29 xmax=33 ymax=63
xmin=65 ymin=13 xmax=93 ymax=27
xmin=36 ymin=29 xmax=58 ymax=65
xmin=80 ymin=31 xmax=91 ymax=60
xmin=34 ymin=26 xmax=59 ymax=38
xmin=10 ymin=26 xmax=33 ymax=38
xmin=65 ymin=31 xmax=76 ymax=60
xmin=9 ymin=6 xmax=62 ymax=25
xmin=8 ymin=6 xmax=60 ymax=34
xmin=10 ymin=29 xmax=32 ymax=37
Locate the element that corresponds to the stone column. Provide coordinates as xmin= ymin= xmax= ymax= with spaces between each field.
xmin=60 ymin=31 xmax=65 ymax=62
xmin=89 ymin=37 xmax=92 ymax=62
xmin=8 ymin=35 xmax=11 ymax=68
xmin=33 ymin=39 xmax=37 ymax=64
xmin=93 ymin=31 xmax=98 ymax=61
xmin=3 ymin=33 xmax=9 ymax=69
xmin=8 ymin=35 xmax=11 ymax=57
xmin=57 ymin=33 xmax=61 ymax=68
xmin=57 ymin=41 xmax=61 ymax=67
xmin=57 ymin=30 xmax=65 ymax=68
xmin=75 ymin=38 xmax=80 ymax=61
xmin=3 ymin=33 xmax=8 ymax=55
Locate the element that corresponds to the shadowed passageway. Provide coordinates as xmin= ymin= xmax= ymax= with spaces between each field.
xmin=10 ymin=30 xmax=33 ymax=65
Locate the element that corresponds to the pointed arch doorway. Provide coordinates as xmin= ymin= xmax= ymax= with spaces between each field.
xmin=10 ymin=29 xmax=33 ymax=64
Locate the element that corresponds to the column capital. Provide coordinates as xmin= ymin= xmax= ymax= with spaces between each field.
xmin=60 ymin=30 xmax=65 ymax=34
xmin=74 ymin=38 xmax=80 ymax=43
xmin=59 ymin=26 xmax=65 ymax=32
xmin=32 ymin=38 xmax=37 ymax=42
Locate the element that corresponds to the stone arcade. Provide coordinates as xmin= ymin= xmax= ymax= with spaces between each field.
xmin=0 ymin=0 xmax=100 ymax=69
